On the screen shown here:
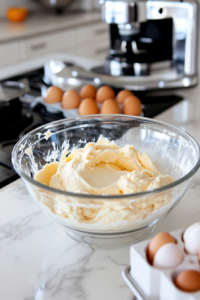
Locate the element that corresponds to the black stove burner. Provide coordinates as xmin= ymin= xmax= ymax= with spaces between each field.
xmin=141 ymin=94 xmax=183 ymax=118
xmin=0 ymin=67 xmax=183 ymax=188
xmin=0 ymin=111 xmax=33 ymax=143
xmin=0 ymin=103 xmax=64 ymax=188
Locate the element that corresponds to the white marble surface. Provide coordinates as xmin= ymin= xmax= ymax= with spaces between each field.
xmin=0 ymin=180 xmax=132 ymax=300
xmin=0 ymin=11 xmax=101 ymax=43
xmin=1 ymin=54 xmax=200 ymax=299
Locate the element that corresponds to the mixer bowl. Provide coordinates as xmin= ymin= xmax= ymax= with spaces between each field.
xmin=12 ymin=115 xmax=200 ymax=248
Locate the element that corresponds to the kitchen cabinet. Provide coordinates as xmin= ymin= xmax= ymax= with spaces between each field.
xmin=87 ymin=22 xmax=110 ymax=61
xmin=0 ymin=21 xmax=109 ymax=67
xmin=0 ymin=41 xmax=20 ymax=67
xmin=19 ymin=28 xmax=75 ymax=60
xmin=88 ymin=38 xmax=110 ymax=61
xmin=63 ymin=23 xmax=109 ymax=61
xmin=52 ymin=22 xmax=109 ymax=61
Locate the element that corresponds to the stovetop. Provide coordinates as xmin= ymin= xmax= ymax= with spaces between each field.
xmin=0 ymin=66 xmax=183 ymax=188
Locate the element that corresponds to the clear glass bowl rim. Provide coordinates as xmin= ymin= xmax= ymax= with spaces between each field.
xmin=12 ymin=114 xmax=200 ymax=200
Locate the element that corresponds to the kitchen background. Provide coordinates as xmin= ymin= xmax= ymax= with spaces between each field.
xmin=0 ymin=0 xmax=108 ymax=68
xmin=0 ymin=0 xmax=199 ymax=189
xmin=0 ymin=0 xmax=100 ymax=16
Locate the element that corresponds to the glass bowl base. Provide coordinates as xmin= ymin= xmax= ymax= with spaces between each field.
xmin=64 ymin=225 xmax=156 ymax=248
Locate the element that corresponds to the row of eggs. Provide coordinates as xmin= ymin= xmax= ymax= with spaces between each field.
xmin=45 ymin=84 xmax=142 ymax=116
xmin=147 ymin=223 xmax=200 ymax=293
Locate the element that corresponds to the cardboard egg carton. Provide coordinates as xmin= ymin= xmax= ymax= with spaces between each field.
xmin=122 ymin=229 xmax=200 ymax=300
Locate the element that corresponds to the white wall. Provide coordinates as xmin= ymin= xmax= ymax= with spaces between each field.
xmin=0 ymin=0 xmax=100 ymax=18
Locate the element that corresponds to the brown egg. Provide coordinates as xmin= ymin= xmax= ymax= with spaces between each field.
xmin=78 ymin=98 xmax=99 ymax=115
xmin=80 ymin=85 xmax=97 ymax=100
xmin=123 ymin=95 xmax=142 ymax=116
xmin=62 ymin=89 xmax=81 ymax=109
xmin=100 ymin=99 xmax=120 ymax=114
xmin=96 ymin=86 xmax=115 ymax=103
xmin=175 ymin=270 xmax=200 ymax=292
xmin=116 ymin=90 xmax=133 ymax=104
xmin=45 ymin=86 xmax=63 ymax=103
xmin=147 ymin=232 xmax=175 ymax=265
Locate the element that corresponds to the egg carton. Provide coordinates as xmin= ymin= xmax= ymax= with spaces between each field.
xmin=34 ymin=96 xmax=79 ymax=118
xmin=34 ymin=96 xmax=143 ymax=118
xmin=122 ymin=229 xmax=200 ymax=300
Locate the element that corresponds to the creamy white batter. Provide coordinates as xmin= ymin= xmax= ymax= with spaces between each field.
xmin=34 ymin=136 xmax=174 ymax=226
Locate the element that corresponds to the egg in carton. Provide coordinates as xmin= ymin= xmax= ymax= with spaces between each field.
xmin=35 ymin=85 xmax=82 ymax=118
xmin=34 ymin=84 xmax=143 ymax=118
xmin=122 ymin=226 xmax=200 ymax=300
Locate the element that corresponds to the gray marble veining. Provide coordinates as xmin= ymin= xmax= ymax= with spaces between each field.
xmin=0 ymin=179 xmax=133 ymax=300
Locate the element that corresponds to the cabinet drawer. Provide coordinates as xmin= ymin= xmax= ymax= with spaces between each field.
xmin=19 ymin=29 xmax=74 ymax=60
xmin=89 ymin=39 xmax=109 ymax=62
xmin=73 ymin=26 xmax=87 ymax=44
xmin=89 ymin=22 xmax=109 ymax=42
xmin=0 ymin=41 xmax=19 ymax=67
xmin=73 ymin=44 xmax=88 ymax=57
xmin=58 ymin=45 xmax=84 ymax=57
xmin=89 ymin=46 xmax=109 ymax=62
xmin=55 ymin=28 xmax=74 ymax=48
xmin=19 ymin=35 xmax=54 ymax=60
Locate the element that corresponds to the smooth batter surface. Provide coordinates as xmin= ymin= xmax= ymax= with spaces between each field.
xmin=34 ymin=136 xmax=174 ymax=225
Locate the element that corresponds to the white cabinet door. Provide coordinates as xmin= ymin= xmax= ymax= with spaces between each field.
xmin=0 ymin=41 xmax=20 ymax=67
xmin=19 ymin=34 xmax=54 ymax=60
xmin=19 ymin=29 xmax=74 ymax=60
xmin=17 ymin=21 xmax=109 ymax=63
xmin=87 ymin=22 xmax=109 ymax=61
xmin=88 ymin=40 xmax=109 ymax=62
xmin=89 ymin=22 xmax=109 ymax=43
xmin=72 ymin=26 xmax=88 ymax=44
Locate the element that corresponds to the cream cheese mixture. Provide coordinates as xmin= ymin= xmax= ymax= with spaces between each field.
xmin=34 ymin=136 xmax=174 ymax=225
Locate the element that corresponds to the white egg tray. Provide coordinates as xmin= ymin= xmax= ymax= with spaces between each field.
xmin=122 ymin=228 xmax=200 ymax=300
xmin=34 ymin=96 xmax=79 ymax=118
xmin=34 ymin=96 xmax=143 ymax=118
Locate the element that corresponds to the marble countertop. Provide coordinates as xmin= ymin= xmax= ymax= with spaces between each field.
xmin=0 ymin=11 xmax=101 ymax=43
xmin=0 ymin=53 xmax=200 ymax=300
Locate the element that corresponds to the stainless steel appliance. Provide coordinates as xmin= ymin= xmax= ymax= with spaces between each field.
xmin=96 ymin=0 xmax=199 ymax=89
xmin=45 ymin=0 xmax=198 ymax=91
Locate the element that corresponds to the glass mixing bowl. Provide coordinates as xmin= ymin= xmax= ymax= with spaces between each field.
xmin=12 ymin=115 xmax=200 ymax=248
